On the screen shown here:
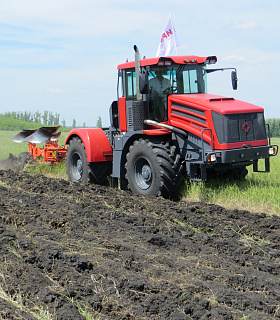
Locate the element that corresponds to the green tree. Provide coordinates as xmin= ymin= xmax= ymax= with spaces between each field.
xmin=34 ymin=111 xmax=41 ymax=123
xmin=54 ymin=113 xmax=60 ymax=125
xmin=19 ymin=112 xmax=24 ymax=121
xmin=48 ymin=112 xmax=53 ymax=125
xmin=72 ymin=118 xmax=76 ymax=128
xmin=266 ymin=118 xmax=280 ymax=137
xmin=42 ymin=111 xmax=49 ymax=125
xmin=96 ymin=116 xmax=102 ymax=128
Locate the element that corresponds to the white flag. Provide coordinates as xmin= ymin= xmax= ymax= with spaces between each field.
xmin=156 ymin=16 xmax=180 ymax=57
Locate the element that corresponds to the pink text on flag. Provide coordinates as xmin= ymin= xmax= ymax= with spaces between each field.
xmin=160 ymin=29 xmax=173 ymax=42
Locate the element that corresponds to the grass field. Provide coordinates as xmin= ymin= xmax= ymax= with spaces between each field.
xmin=1 ymin=131 xmax=279 ymax=215
xmin=183 ymin=137 xmax=280 ymax=215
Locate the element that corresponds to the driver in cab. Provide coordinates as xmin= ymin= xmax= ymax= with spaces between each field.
xmin=149 ymin=69 xmax=171 ymax=122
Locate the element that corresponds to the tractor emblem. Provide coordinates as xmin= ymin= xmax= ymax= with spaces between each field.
xmin=242 ymin=121 xmax=251 ymax=133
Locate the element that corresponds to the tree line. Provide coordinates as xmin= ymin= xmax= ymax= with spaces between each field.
xmin=0 ymin=111 xmax=104 ymax=131
xmin=0 ymin=111 xmax=72 ymax=131
xmin=266 ymin=118 xmax=280 ymax=138
xmin=1 ymin=111 xmax=62 ymax=126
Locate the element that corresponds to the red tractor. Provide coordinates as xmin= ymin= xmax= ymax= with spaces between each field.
xmin=65 ymin=46 xmax=278 ymax=198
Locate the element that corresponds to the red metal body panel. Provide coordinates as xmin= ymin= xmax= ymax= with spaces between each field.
xmin=118 ymin=97 xmax=127 ymax=132
xmin=117 ymin=55 xmax=213 ymax=70
xmin=65 ymin=128 xmax=113 ymax=162
xmin=168 ymin=94 xmax=268 ymax=150
xmin=212 ymin=139 xmax=269 ymax=150
xmin=169 ymin=94 xmax=264 ymax=115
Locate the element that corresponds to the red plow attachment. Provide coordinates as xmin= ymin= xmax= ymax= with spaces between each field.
xmin=11 ymin=126 xmax=67 ymax=164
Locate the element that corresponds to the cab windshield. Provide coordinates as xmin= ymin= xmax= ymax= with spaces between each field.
xmin=146 ymin=64 xmax=207 ymax=121
xmin=120 ymin=63 xmax=207 ymax=100
xmin=148 ymin=64 xmax=207 ymax=95
xmin=120 ymin=63 xmax=207 ymax=122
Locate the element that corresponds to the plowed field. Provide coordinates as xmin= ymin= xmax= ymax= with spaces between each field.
xmin=0 ymin=166 xmax=279 ymax=319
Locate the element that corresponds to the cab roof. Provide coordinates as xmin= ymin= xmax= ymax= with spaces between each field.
xmin=117 ymin=55 xmax=217 ymax=70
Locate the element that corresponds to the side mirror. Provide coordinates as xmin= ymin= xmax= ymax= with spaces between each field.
xmin=231 ymin=70 xmax=238 ymax=90
xmin=139 ymin=70 xmax=149 ymax=94
xmin=109 ymin=100 xmax=119 ymax=129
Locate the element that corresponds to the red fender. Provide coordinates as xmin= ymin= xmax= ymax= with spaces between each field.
xmin=65 ymin=128 xmax=113 ymax=162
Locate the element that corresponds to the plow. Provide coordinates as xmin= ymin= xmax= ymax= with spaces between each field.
xmin=11 ymin=126 xmax=67 ymax=164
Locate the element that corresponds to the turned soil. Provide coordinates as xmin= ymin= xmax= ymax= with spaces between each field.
xmin=0 ymin=161 xmax=279 ymax=319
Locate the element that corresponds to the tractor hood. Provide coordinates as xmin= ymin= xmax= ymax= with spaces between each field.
xmin=168 ymin=93 xmax=267 ymax=149
xmin=169 ymin=94 xmax=264 ymax=115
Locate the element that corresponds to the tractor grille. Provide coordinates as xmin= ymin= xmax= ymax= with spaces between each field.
xmin=212 ymin=111 xmax=267 ymax=144
xmin=171 ymin=103 xmax=206 ymax=124
xmin=126 ymin=101 xmax=145 ymax=131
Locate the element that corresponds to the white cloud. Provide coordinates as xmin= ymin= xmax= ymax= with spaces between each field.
xmin=233 ymin=21 xmax=258 ymax=30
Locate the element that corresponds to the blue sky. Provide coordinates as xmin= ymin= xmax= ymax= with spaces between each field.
xmin=0 ymin=0 xmax=279 ymax=126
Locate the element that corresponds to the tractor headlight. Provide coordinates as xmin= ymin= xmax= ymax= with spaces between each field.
xmin=269 ymin=146 xmax=277 ymax=156
xmin=206 ymin=153 xmax=217 ymax=163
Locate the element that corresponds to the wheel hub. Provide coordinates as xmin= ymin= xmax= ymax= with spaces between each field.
xmin=134 ymin=157 xmax=152 ymax=190
xmin=72 ymin=153 xmax=83 ymax=180
xmin=142 ymin=164 xmax=152 ymax=180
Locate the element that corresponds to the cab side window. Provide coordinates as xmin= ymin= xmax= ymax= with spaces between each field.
xmin=123 ymin=69 xmax=137 ymax=100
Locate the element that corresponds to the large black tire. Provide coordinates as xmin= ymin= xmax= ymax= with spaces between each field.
xmin=67 ymin=137 xmax=111 ymax=185
xmin=125 ymin=138 xmax=184 ymax=199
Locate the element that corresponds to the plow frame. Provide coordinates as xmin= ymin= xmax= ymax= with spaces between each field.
xmin=28 ymin=140 xmax=67 ymax=164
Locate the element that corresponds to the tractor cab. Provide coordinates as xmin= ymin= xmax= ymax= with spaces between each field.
xmin=111 ymin=56 xmax=214 ymax=132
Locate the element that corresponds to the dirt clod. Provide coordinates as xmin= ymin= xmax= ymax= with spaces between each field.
xmin=0 ymin=169 xmax=280 ymax=319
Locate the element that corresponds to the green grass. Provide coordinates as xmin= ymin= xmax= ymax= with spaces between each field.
xmin=1 ymin=130 xmax=280 ymax=215
xmin=183 ymin=138 xmax=280 ymax=215
xmin=26 ymin=161 xmax=68 ymax=179
xmin=0 ymin=131 xmax=29 ymax=159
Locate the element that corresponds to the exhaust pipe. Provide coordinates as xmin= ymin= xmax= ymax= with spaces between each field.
xmin=144 ymin=120 xmax=188 ymax=138
xmin=134 ymin=45 xmax=141 ymax=100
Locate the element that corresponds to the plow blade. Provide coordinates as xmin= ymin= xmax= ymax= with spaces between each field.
xmin=10 ymin=130 xmax=37 ymax=143
xmin=11 ymin=126 xmax=61 ymax=144
xmin=49 ymin=131 xmax=61 ymax=141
